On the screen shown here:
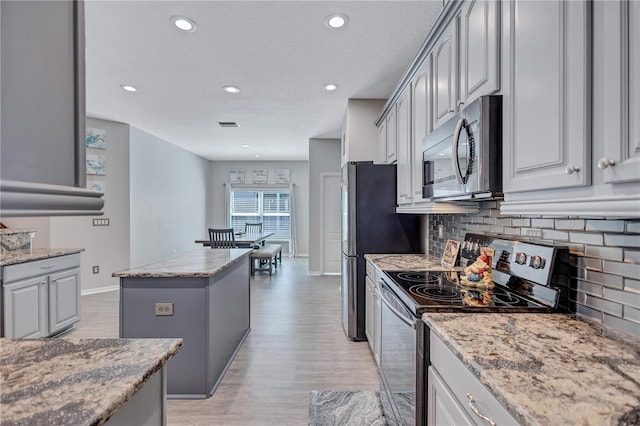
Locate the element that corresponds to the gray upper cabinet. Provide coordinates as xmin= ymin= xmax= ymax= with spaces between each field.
xmin=396 ymin=87 xmax=412 ymax=204
xmin=502 ymin=0 xmax=591 ymax=193
xmin=601 ymin=0 xmax=640 ymax=184
xmin=0 ymin=0 xmax=103 ymax=216
xmin=432 ymin=16 xmax=458 ymax=130
xmin=411 ymin=59 xmax=432 ymax=202
xmin=459 ymin=0 xmax=500 ymax=108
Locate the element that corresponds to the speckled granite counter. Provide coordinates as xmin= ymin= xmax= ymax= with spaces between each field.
xmin=0 ymin=248 xmax=84 ymax=267
xmin=364 ymin=253 xmax=462 ymax=271
xmin=112 ymin=248 xmax=252 ymax=278
xmin=0 ymin=337 xmax=182 ymax=425
xmin=422 ymin=313 xmax=640 ymax=425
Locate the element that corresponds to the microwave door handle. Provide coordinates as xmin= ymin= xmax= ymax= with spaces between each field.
xmin=452 ymin=118 xmax=467 ymax=184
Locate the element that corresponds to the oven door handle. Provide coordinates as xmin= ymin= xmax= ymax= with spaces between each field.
xmin=379 ymin=282 xmax=416 ymax=329
xmin=452 ymin=117 xmax=469 ymax=185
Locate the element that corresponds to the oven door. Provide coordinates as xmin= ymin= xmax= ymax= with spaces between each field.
xmin=379 ymin=280 xmax=417 ymax=426
xmin=423 ymin=117 xmax=478 ymax=200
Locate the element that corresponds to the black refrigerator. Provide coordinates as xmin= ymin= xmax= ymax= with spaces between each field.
xmin=341 ymin=161 xmax=422 ymax=341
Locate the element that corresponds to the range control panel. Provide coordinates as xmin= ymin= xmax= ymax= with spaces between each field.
xmin=460 ymin=233 xmax=557 ymax=286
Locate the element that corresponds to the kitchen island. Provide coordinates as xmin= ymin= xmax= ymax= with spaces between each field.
xmin=0 ymin=337 xmax=182 ymax=425
xmin=423 ymin=313 xmax=640 ymax=425
xmin=113 ymin=248 xmax=252 ymax=398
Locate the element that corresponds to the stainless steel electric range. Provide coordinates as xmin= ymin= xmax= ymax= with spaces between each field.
xmin=377 ymin=233 xmax=572 ymax=426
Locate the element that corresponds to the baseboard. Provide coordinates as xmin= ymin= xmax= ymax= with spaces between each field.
xmin=323 ymin=272 xmax=341 ymax=276
xmin=81 ymin=285 xmax=119 ymax=296
xmin=308 ymin=271 xmax=322 ymax=276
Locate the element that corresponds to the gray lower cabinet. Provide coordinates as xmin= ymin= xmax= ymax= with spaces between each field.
xmin=2 ymin=254 xmax=81 ymax=338
xmin=120 ymin=256 xmax=250 ymax=398
xmin=428 ymin=332 xmax=519 ymax=425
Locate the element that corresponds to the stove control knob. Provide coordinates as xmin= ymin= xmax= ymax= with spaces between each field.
xmin=529 ymin=255 xmax=546 ymax=269
xmin=515 ymin=252 xmax=527 ymax=265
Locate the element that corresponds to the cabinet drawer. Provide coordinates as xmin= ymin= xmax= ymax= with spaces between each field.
xmin=3 ymin=253 xmax=81 ymax=283
xmin=366 ymin=260 xmax=374 ymax=278
xmin=430 ymin=333 xmax=520 ymax=425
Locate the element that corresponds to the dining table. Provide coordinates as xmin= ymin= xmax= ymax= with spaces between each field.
xmin=195 ymin=231 xmax=274 ymax=248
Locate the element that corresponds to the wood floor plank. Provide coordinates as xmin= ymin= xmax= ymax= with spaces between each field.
xmin=69 ymin=257 xmax=379 ymax=425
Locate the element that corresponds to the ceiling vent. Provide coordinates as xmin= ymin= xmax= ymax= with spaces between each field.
xmin=218 ymin=122 xmax=238 ymax=128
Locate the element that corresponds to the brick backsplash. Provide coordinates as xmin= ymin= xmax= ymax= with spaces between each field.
xmin=427 ymin=201 xmax=640 ymax=338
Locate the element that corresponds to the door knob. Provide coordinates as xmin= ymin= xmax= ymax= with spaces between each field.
xmin=597 ymin=158 xmax=616 ymax=169
xmin=565 ymin=165 xmax=580 ymax=175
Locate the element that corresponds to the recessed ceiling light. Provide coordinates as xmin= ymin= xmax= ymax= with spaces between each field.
xmin=120 ymin=84 xmax=137 ymax=92
xmin=254 ymin=154 xmax=260 ymax=158
xmin=171 ymin=16 xmax=197 ymax=32
xmin=323 ymin=83 xmax=339 ymax=91
xmin=326 ymin=13 xmax=348 ymax=29
xmin=223 ymin=85 xmax=240 ymax=94
xmin=241 ymin=144 xmax=250 ymax=148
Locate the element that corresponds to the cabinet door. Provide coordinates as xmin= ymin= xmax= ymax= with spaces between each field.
xmin=503 ymin=0 xmax=591 ymax=192
xmin=1 ymin=0 xmax=85 ymax=188
xmin=412 ymin=59 xmax=432 ymax=201
xmin=432 ymin=16 xmax=459 ymax=130
xmin=601 ymin=0 xmax=640 ymax=183
xmin=386 ymin=108 xmax=398 ymax=163
xmin=396 ymin=88 xmax=413 ymax=205
xmin=49 ymin=267 xmax=81 ymax=334
xmin=428 ymin=367 xmax=473 ymax=426
xmin=373 ymin=283 xmax=382 ymax=366
xmin=459 ymin=0 xmax=499 ymax=107
xmin=365 ymin=275 xmax=375 ymax=351
xmin=378 ymin=122 xmax=387 ymax=165
xmin=3 ymin=276 xmax=48 ymax=338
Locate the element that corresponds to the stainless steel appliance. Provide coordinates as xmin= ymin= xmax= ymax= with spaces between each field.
xmin=341 ymin=161 xmax=422 ymax=341
xmin=422 ymin=95 xmax=502 ymax=201
xmin=378 ymin=233 xmax=572 ymax=425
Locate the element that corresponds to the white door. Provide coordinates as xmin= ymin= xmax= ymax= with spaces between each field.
xmin=322 ymin=173 xmax=342 ymax=274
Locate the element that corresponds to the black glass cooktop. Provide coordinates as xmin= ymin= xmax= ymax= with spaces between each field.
xmin=384 ymin=270 xmax=551 ymax=315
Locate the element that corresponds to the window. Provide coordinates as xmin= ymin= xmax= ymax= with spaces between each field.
xmin=230 ymin=190 xmax=290 ymax=240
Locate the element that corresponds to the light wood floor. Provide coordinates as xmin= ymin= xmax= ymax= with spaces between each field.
xmin=69 ymin=257 xmax=379 ymax=425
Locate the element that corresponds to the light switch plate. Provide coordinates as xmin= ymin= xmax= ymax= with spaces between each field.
xmin=154 ymin=302 xmax=174 ymax=316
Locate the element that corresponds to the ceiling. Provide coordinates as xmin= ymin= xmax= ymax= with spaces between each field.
xmin=84 ymin=1 xmax=444 ymax=161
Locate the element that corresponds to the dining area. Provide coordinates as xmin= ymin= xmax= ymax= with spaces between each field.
xmin=196 ymin=223 xmax=283 ymax=276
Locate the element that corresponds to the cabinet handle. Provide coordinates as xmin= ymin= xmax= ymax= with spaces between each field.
xmin=448 ymin=109 xmax=455 ymax=113
xmin=457 ymin=100 xmax=464 ymax=108
xmin=467 ymin=394 xmax=496 ymax=426
xmin=40 ymin=264 xmax=56 ymax=270
xmin=565 ymin=165 xmax=580 ymax=175
xmin=597 ymin=158 xmax=616 ymax=169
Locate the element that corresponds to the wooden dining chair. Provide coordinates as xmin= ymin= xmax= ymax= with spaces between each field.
xmin=244 ymin=222 xmax=263 ymax=233
xmin=208 ymin=228 xmax=237 ymax=248
xmin=244 ymin=223 xmax=263 ymax=249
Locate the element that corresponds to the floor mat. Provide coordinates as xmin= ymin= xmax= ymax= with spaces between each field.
xmin=308 ymin=390 xmax=387 ymax=426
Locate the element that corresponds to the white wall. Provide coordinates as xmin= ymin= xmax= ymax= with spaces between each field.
xmin=129 ymin=127 xmax=210 ymax=267
xmin=308 ymin=138 xmax=341 ymax=274
xmin=208 ymin=161 xmax=309 ymax=256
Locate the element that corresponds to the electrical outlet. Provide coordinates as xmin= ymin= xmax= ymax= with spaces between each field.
xmin=92 ymin=265 xmax=100 ymax=274
xmin=438 ymin=224 xmax=444 ymax=239
xmin=154 ymin=302 xmax=174 ymax=316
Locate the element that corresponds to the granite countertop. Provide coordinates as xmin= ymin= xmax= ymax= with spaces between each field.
xmin=112 ymin=248 xmax=253 ymax=278
xmin=364 ymin=253 xmax=462 ymax=271
xmin=0 ymin=248 xmax=84 ymax=267
xmin=0 ymin=337 xmax=182 ymax=425
xmin=423 ymin=313 xmax=640 ymax=426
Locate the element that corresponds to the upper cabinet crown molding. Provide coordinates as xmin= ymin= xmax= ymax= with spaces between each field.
xmin=0 ymin=1 xmax=103 ymax=216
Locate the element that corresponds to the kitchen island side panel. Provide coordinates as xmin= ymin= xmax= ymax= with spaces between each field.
xmin=120 ymin=277 xmax=209 ymax=397
xmin=207 ymin=255 xmax=250 ymax=391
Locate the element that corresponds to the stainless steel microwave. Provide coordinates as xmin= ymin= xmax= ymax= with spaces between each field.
xmin=422 ymin=95 xmax=502 ymax=201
